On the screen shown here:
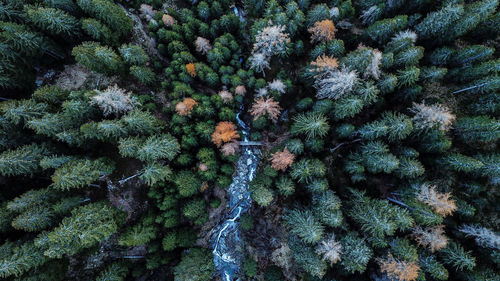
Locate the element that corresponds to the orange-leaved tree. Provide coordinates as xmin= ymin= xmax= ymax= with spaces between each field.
xmin=212 ymin=122 xmax=239 ymax=147
xmin=175 ymin=97 xmax=198 ymax=116
xmin=308 ymin=19 xmax=337 ymax=43
xmin=249 ymin=97 xmax=282 ymax=121
xmin=270 ymin=147 xmax=295 ymax=171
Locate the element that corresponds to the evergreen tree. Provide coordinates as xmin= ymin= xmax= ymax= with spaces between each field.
xmin=76 ymin=0 xmax=132 ymax=38
xmin=283 ymin=209 xmax=324 ymax=244
xmin=0 ymin=143 xmax=50 ymax=176
xmin=50 ymin=158 xmax=115 ymax=190
xmin=72 ymin=41 xmax=124 ymax=74
xmin=24 ymin=6 xmax=81 ymax=38
xmin=173 ymin=248 xmax=214 ymax=281
xmin=35 ymin=201 xmax=120 ymax=258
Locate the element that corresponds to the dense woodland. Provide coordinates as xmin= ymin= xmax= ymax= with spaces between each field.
xmin=0 ymin=0 xmax=499 ymax=280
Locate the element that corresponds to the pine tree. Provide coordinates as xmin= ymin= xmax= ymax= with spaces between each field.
xmin=24 ymin=6 xmax=81 ymax=38
xmin=182 ymin=198 xmax=207 ymax=226
xmin=339 ymin=232 xmax=373 ymax=273
xmin=283 ymin=209 xmax=324 ymax=244
xmin=35 ymin=201 xmax=120 ymax=258
xmin=440 ymin=241 xmax=476 ymax=271
xmin=0 ymin=143 xmax=50 ymax=176
xmin=72 ymin=41 xmax=124 ymax=74
xmin=0 ymin=240 xmax=48 ymax=278
xmin=454 ymin=116 xmax=500 ymax=144
xmin=118 ymin=134 xmax=180 ymax=163
xmin=173 ymin=248 xmax=214 ymax=281
xmin=365 ymin=15 xmax=408 ymax=44
xmin=81 ymin=18 xmax=116 ymax=45
xmin=288 ymin=235 xmax=327 ymax=278
xmin=139 ymin=162 xmax=173 ymax=187
xmin=119 ymin=44 xmax=149 ymax=65
xmin=415 ymin=4 xmax=464 ymax=41
xmin=290 ymin=112 xmax=329 ymax=140
xmin=357 ymin=112 xmax=413 ymax=141
xmin=118 ymin=216 xmax=157 ymax=247
xmin=76 ymin=0 xmax=132 ymax=38
xmin=96 ymin=262 xmax=128 ymax=281
xmin=312 ymin=190 xmax=343 ymax=227
xmin=50 ymin=158 xmax=115 ymax=190
xmin=348 ymin=189 xmax=413 ymax=242
xmin=174 ymin=170 xmax=201 ymax=197
xmin=289 ymin=158 xmax=326 ymax=183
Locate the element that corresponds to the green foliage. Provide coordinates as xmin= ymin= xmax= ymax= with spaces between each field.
xmin=72 ymin=41 xmax=124 ymax=74
xmin=283 ymin=209 xmax=324 ymax=244
xmin=174 ymin=170 xmax=201 ymax=197
xmin=348 ymin=189 xmax=413 ymax=241
xmin=339 ymin=233 xmax=373 ymax=273
xmin=243 ymin=258 xmax=258 ymax=278
xmin=454 ymin=116 xmax=500 ymax=144
xmin=441 ymin=241 xmax=476 ymax=271
xmin=420 ymin=254 xmax=449 ymax=280
xmin=365 ymin=15 xmax=408 ymax=44
xmin=96 ymin=262 xmax=128 ymax=281
xmin=290 ymin=158 xmax=326 ymax=183
xmin=288 ymin=236 xmax=327 ymax=278
xmin=0 ymin=241 xmax=48 ymax=278
xmin=118 ymin=134 xmax=180 ymax=163
xmin=140 ymin=162 xmax=173 ymax=186
xmin=35 ymin=201 xmax=119 ymax=258
xmin=76 ymin=0 xmax=132 ymax=38
xmin=118 ymin=216 xmax=157 ymax=247
xmin=130 ymin=66 xmax=156 ymax=85
xmin=119 ymin=44 xmax=149 ymax=65
xmin=50 ymin=158 xmax=114 ymax=190
xmin=173 ymin=248 xmax=214 ymax=281
xmin=291 ymin=112 xmax=330 ymax=140
xmin=312 ymin=190 xmax=343 ymax=227
xmin=81 ymin=18 xmax=116 ymax=45
xmin=182 ymin=198 xmax=207 ymax=226
xmin=357 ymin=112 xmax=413 ymax=141
xmin=24 ymin=6 xmax=80 ymax=38
xmin=0 ymin=143 xmax=50 ymax=176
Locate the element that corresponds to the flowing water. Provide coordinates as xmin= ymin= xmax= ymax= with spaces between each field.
xmin=211 ymin=109 xmax=260 ymax=281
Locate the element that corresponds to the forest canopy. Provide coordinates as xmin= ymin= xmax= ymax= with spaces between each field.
xmin=0 ymin=0 xmax=499 ymax=281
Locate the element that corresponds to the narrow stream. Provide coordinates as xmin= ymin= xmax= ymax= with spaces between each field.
xmin=211 ymin=108 xmax=260 ymax=281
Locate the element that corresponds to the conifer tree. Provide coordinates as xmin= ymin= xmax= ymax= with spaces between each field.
xmin=24 ymin=6 xmax=81 ymax=39
xmin=50 ymin=158 xmax=115 ymax=190
xmin=76 ymin=0 xmax=132 ymax=38
xmin=173 ymin=248 xmax=214 ymax=281
xmin=35 ymin=201 xmax=120 ymax=258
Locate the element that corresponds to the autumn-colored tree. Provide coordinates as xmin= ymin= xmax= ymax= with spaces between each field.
xmin=221 ymin=140 xmax=240 ymax=156
xmin=212 ymin=122 xmax=239 ymax=147
xmin=316 ymin=234 xmax=342 ymax=265
xmin=195 ymin=37 xmax=212 ymax=55
xmin=253 ymin=25 xmax=290 ymax=57
xmin=411 ymin=103 xmax=456 ymax=132
xmin=308 ymin=20 xmax=337 ymax=43
xmin=378 ymin=254 xmax=420 ymax=281
xmin=249 ymin=97 xmax=282 ymax=121
xmin=218 ymin=89 xmax=233 ymax=103
xmin=162 ymin=14 xmax=176 ymax=26
xmin=412 ymin=225 xmax=448 ymax=252
xmin=311 ymin=55 xmax=339 ymax=72
xmin=185 ymin=63 xmax=197 ymax=77
xmin=235 ymin=85 xmax=247 ymax=96
xmin=270 ymin=148 xmax=295 ymax=171
xmin=91 ymin=84 xmax=137 ymax=117
xmin=175 ymin=97 xmax=198 ymax=116
xmin=268 ymin=79 xmax=286 ymax=94
xmin=416 ymin=184 xmax=457 ymax=217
